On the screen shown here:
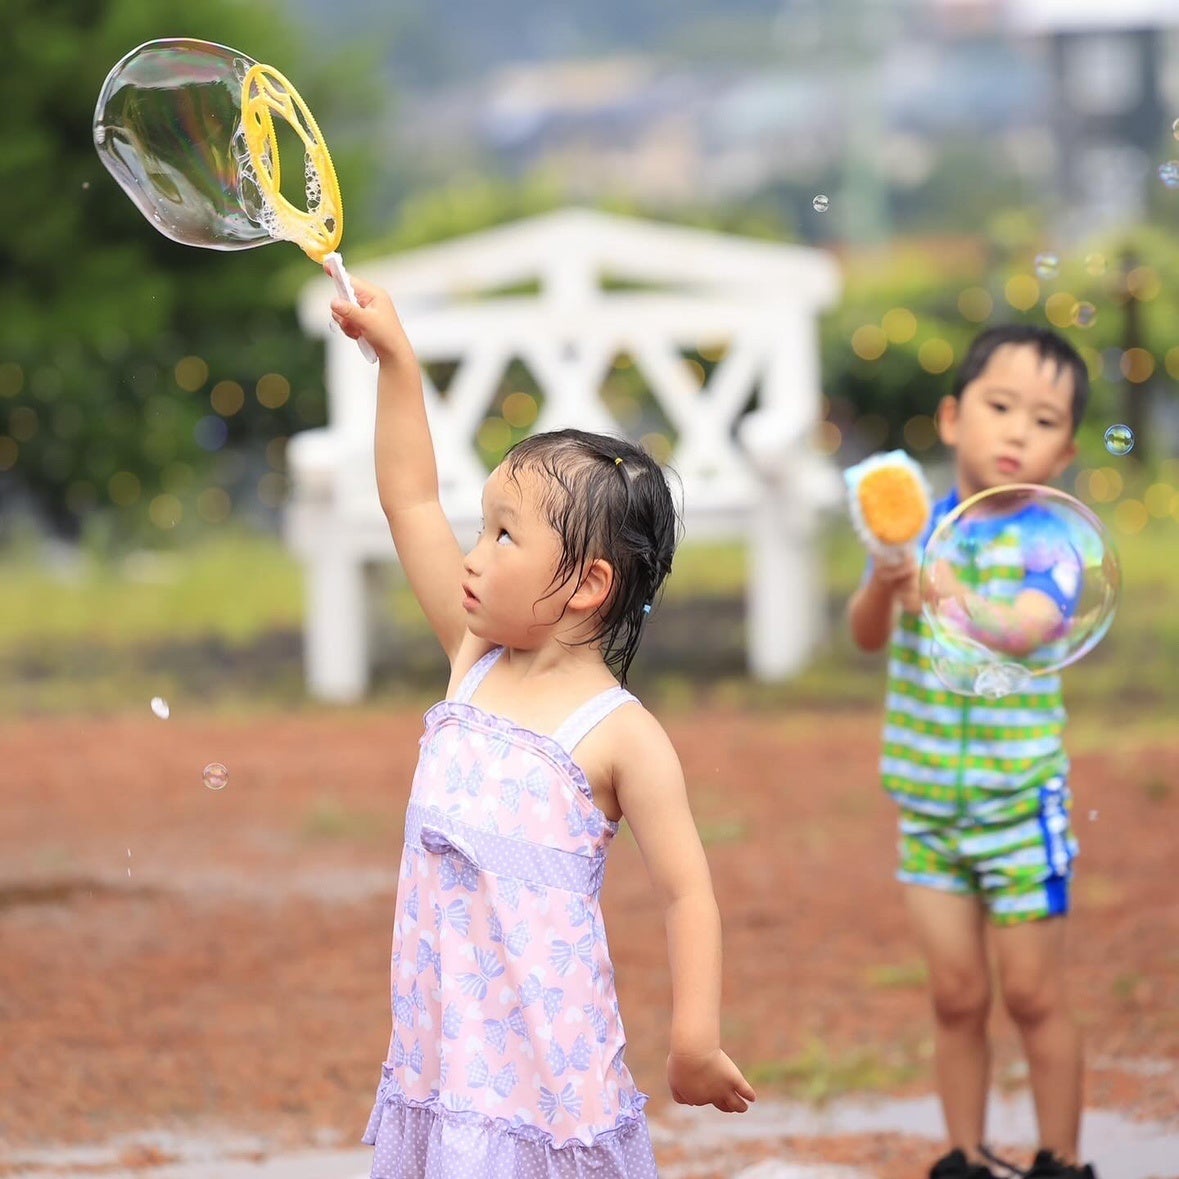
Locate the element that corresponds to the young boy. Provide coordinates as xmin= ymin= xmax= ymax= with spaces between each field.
xmin=848 ymin=324 xmax=1099 ymax=1179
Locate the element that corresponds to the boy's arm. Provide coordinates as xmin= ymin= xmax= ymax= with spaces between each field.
xmin=848 ymin=551 xmax=919 ymax=651
xmin=331 ymin=278 xmax=468 ymax=662
xmin=613 ymin=709 xmax=756 ymax=1114
xmin=933 ymin=561 xmax=1066 ymax=658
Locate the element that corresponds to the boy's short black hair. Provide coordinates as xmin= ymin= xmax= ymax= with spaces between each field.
xmin=952 ymin=324 xmax=1089 ymax=434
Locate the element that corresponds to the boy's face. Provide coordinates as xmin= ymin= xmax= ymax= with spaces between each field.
xmin=938 ymin=342 xmax=1078 ymax=498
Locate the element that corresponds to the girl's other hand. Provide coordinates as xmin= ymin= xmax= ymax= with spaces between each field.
xmin=667 ymin=1048 xmax=757 ymax=1113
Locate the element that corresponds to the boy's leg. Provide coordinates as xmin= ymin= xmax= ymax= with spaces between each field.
xmin=992 ymin=915 xmax=1083 ymax=1162
xmin=904 ymin=884 xmax=992 ymax=1156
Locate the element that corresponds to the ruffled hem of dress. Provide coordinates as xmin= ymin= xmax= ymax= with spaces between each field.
xmin=422 ymin=700 xmax=620 ymax=828
xmin=362 ymin=1077 xmax=650 ymax=1154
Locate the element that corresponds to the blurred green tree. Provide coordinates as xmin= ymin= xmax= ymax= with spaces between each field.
xmin=0 ymin=0 xmax=383 ymax=542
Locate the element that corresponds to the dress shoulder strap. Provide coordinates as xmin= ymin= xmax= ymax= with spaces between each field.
xmin=550 ymin=686 xmax=639 ymax=755
xmin=453 ymin=646 xmax=504 ymax=703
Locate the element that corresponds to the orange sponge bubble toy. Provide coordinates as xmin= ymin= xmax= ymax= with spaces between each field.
xmin=843 ymin=449 xmax=933 ymax=564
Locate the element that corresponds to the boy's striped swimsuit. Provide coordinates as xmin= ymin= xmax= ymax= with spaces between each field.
xmin=882 ymin=488 xmax=1079 ymax=924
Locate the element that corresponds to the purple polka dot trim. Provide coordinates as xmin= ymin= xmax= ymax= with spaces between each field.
xmin=363 ymin=1084 xmax=657 ymax=1178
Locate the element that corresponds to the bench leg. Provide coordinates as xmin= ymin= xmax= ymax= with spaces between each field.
xmin=746 ymin=501 xmax=823 ymax=681
xmin=302 ymin=554 xmax=370 ymax=702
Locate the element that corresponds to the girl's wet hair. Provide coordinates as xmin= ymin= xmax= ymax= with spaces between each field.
xmin=502 ymin=429 xmax=681 ymax=684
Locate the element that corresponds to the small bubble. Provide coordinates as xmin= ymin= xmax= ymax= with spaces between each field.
xmin=150 ymin=696 xmax=170 ymax=720
xmin=1072 ymin=301 xmax=1097 ymax=328
xmin=1084 ymin=252 xmax=1106 ymax=276
xmin=1088 ymin=809 xmax=1099 ymax=821
xmin=1158 ymin=160 xmax=1179 ymax=189
xmin=812 ymin=194 xmax=829 ymax=213
xmin=203 ymin=762 xmax=229 ymax=790
xmin=1104 ymin=423 xmax=1135 ymax=456
xmin=1034 ymin=252 xmax=1060 ymax=279
xmin=82 ymin=181 xmax=91 ymax=191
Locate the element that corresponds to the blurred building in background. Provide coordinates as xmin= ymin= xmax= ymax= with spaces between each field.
xmin=384 ymin=0 xmax=1179 ymax=245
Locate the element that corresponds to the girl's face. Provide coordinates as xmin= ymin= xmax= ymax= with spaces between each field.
xmin=462 ymin=465 xmax=576 ymax=647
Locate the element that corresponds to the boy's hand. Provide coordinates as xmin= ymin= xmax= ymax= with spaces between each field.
xmin=668 ymin=1048 xmax=757 ymax=1113
xmin=328 ymin=274 xmax=413 ymax=364
xmin=870 ymin=549 xmax=922 ymax=615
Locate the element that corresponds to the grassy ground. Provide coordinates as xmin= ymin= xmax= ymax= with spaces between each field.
xmin=1 ymin=513 xmax=1177 ymax=735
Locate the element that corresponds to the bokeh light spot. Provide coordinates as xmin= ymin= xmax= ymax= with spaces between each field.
xmin=903 ymin=414 xmax=938 ymax=451
xmin=149 ymin=494 xmax=183 ymax=529
xmin=256 ymin=372 xmax=291 ymax=409
xmin=9 ymin=406 xmax=38 ymax=441
xmin=174 ymin=355 xmax=209 ymax=392
xmin=851 ymin=325 xmax=888 ymax=361
xmin=917 ymin=338 xmax=954 ymax=374
xmin=1004 ymin=275 xmax=1039 ymax=311
xmin=211 ymin=380 xmax=245 ymax=416
xmin=1113 ymin=499 xmax=1147 ymax=534
xmin=958 ymin=287 xmax=993 ymax=323
xmin=1044 ymin=292 xmax=1078 ymax=329
xmin=502 ymin=392 xmax=539 ymax=429
xmin=0 ymin=362 xmax=24 ymax=398
xmin=1144 ymin=482 xmax=1174 ymax=518
xmin=1127 ymin=266 xmax=1161 ymax=301
xmin=108 ymin=470 xmax=141 ymax=506
xmin=1119 ymin=348 xmax=1155 ymax=384
xmin=882 ymin=307 xmax=918 ymax=344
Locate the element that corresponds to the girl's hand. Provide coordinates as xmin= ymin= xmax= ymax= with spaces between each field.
xmin=667 ymin=1048 xmax=757 ymax=1113
xmin=328 ymin=274 xmax=413 ymax=364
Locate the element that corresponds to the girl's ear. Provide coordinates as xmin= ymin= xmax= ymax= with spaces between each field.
xmin=570 ymin=558 xmax=615 ymax=616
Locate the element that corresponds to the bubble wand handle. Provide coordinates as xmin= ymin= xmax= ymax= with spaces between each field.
xmin=324 ymin=252 xmax=378 ymax=364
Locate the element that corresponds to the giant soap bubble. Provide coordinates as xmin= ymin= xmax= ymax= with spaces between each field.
xmin=920 ymin=485 xmax=1121 ymax=698
xmin=94 ymin=39 xmax=272 ymax=251
xmin=94 ymin=38 xmax=374 ymax=361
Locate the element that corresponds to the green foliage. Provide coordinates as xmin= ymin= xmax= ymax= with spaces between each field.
xmin=0 ymin=0 xmax=383 ymax=541
xmin=821 ymin=214 xmax=1179 ymax=463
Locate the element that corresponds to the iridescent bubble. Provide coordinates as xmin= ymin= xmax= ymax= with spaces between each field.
xmin=921 ymin=485 xmax=1121 ymax=698
xmin=1084 ymin=252 xmax=1106 ymax=276
xmin=1034 ymin=252 xmax=1060 ymax=280
xmin=93 ymin=39 xmax=270 ymax=251
xmin=1104 ymin=423 xmax=1135 ymax=456
xmin=150 ymin=695 xmax=170 ymax=719
xmin=1159 ymin=160 xmax=1179 ymax=189
xmin=812 ymin=194 xmax=829 ymax=213
xmin=1072 ymin=301 xmax=1097 ymax=328
xmin=203 ymin=762 xmax=230 ymax=790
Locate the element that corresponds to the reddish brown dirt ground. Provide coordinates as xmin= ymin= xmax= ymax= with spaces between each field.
xmin=1 ymin=708 xmax=1176 ymax=1177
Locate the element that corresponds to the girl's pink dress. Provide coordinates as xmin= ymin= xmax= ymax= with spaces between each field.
xmin=363 ymin=646 xmax=658 ymax=1177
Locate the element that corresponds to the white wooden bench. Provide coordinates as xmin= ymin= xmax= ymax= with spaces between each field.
xmin=285 ymin=208 xmax=843 ymax=702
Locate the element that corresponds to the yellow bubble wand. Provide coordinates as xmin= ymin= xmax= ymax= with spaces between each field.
xmin=237 ymin=62 xmax=376 ymax=363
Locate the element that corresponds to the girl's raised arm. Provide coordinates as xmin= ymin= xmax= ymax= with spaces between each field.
xmin=612 ymin=709 xmax=756 ymax=1114
xmin=331 ymin=277 xmax=468 ymax=662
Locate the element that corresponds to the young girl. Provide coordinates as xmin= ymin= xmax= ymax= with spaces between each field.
xmin=330 ymin=278 xmax=755 ymax=1178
